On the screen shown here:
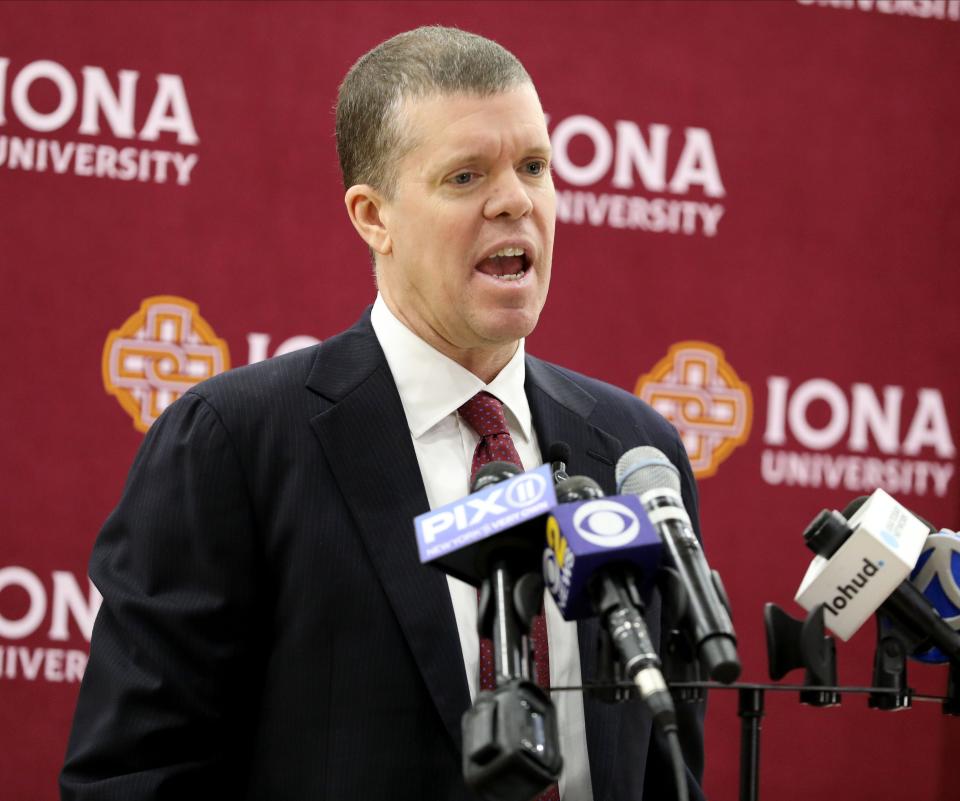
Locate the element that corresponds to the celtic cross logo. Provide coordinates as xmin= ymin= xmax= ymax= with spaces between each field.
xmin=635 ymin=341 xmax=752 ymax=478
xmin=102 ymin=296 xmax=230 ymax=432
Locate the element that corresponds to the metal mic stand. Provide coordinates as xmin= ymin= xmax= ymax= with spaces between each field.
xmin=553 ymin=599 xmax=960 ymax=801
xmin=658 ymin=564 xmax=764 ymax=801
xmin=714 ymin=602 xmax=841 ymax=801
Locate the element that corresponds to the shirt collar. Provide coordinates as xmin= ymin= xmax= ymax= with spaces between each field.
xmin=370 ymin=294 xmax=532 ymax=442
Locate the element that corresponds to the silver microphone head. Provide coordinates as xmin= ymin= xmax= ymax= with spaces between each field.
xmin=615 ymin=446 xmax=681 ymax=496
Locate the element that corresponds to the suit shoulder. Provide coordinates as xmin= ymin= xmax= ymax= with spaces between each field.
xmin=529 ymin=356 xmax=680 ymax=445
xmin=187 ymin=344 xmax=322 ymax=409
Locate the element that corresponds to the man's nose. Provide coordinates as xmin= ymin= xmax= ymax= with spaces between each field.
xmin=483 ymin=170 xmax=534 ymax=220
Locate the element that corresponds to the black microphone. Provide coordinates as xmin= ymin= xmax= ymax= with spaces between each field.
xmin=616 ymin=446 xmax=741 ymax=684
xmin=547 ymin=441 xmax=571 ymax=484
xmin=555 ymin=474 xmax=604 ymax=503
xmin=473 ymin=460 xmax=522 ymax=492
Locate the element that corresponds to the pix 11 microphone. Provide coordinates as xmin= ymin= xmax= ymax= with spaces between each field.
xmin=616 ymin=446 xmax=741 ymax=684
xmin=414 ymin=462 xmax=557 ymax=587
xmin=417 ymin=463 xmax=563 ymax=801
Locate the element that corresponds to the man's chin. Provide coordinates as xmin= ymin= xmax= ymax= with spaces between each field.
xmin=472 ymin=309 xmax=541 ymax=346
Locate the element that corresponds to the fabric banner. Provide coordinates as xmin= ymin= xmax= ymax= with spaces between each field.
xmin=1 ymin=1 xmax=957 ymax=798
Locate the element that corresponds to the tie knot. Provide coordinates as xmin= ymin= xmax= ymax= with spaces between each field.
xmin=458 ymin=391 xmax=510 ymax=438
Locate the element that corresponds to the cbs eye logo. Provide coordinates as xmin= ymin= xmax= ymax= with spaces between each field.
xmin=572 ymin=500 xmax=640 ymax=548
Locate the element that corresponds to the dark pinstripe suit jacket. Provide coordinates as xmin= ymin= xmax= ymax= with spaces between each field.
xmin=61 ymin=309 xmax=705 ymax=801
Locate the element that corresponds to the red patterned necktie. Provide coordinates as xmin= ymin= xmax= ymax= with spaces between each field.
xmin=458 ymin=391 xmax=560 ymax=801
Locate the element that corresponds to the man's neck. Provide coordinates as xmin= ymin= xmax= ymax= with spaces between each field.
xmin=381 ymin=297 xmax=519 ymax=384
xmin=440 ymin=341 xmax=519 ymax=385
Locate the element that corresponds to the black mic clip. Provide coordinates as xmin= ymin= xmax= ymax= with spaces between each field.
xmin=592 ymin=626 xmax=637 ymax=703
xmin=945 ymin=662 xmax=960 ymax=717
xmin=462 ymin=679 xmax=562 ymax=801
xmin=479 ymin=576 xmax=543 ymax=638
xmin=589 ymin=568 xmax=647 ymax=705
xmin=478 ymin=571 xmax=547 ymax=686
xmin=869 ymin=616 xmax=917 ymax=711
xmin=764 ymin=603 xmax=840 ymax=707
xmin=658 ymin=566 xmax=705 ymax=704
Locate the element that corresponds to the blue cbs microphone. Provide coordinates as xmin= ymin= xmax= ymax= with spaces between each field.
xmin=542 ymin=475 xmax=677 ymax=731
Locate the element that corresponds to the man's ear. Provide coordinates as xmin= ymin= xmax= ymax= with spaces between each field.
xmin=344 ymin=184 xmax=391 ymax=256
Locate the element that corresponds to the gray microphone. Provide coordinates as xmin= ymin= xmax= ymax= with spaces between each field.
xmin=616 ymin=446 xmax=741 ymax=683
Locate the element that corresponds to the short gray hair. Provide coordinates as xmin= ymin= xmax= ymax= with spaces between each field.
xmin=335 ymin=26 xmax=532 ymax=196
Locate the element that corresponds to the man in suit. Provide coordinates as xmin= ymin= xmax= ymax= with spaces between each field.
xmin=61 ymin=26 xmax=705 ymax=800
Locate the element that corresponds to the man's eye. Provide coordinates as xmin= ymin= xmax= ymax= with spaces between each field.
xmin=524 ymin=161 xmax=547 ymax=176
xmin=452 ymin=172 xmax=474 ymax=185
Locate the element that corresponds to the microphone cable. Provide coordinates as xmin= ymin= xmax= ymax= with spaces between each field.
xmin=664 ymin=724 xmax=690 ymax=801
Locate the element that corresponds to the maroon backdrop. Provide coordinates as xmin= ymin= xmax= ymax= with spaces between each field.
xmin=2 ymin=1 xmax=958 ymax=799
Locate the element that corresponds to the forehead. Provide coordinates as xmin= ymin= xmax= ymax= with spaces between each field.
xmin=395 ymin=85 xmax=550 ymax=171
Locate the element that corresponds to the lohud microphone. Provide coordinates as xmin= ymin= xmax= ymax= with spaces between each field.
xmin=616 ymin=446 xmax=741 ymax=684
xmin=543 ymin=474 xmax=676 ymax=730
xmin=796 ymin=490 xmax=960 ymax=664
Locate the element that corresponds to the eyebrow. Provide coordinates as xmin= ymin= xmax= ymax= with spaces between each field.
xmin=434 ymin=143 xmax=552 ymax=175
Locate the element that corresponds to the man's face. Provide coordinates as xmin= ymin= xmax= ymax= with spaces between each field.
xmin=376 ymin=84 xmax=556 ymax=360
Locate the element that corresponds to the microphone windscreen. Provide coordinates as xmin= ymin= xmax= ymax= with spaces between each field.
xmin=471 ymin=461 xmax=521 ymax=492
xmin=547 ymin=441 xmax=571 ymax=465
xmin=840 ymin=496 xmax=869 ymax=520
xmin=616 ymin=446 xmax=681 ymax=496
xmin=555 ymin=475 xmax=603 ymax=502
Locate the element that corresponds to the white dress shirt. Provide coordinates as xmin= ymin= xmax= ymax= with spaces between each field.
xmin=371 ymin=295 xmax=594 ymax=801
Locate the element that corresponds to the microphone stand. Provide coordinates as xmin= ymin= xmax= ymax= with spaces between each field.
xmin=570 ymin=598 xmax=960 ymax=801
xmin=736 ymin=686 xmax=764 ymax=801
xmin=557 ymin=676 xmax=958 ymax=801
xmin=549 ymin=572 xmax=960 ymax=801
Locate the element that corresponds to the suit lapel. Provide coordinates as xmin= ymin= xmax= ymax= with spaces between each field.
xmin=525 ymin=355 xmax=625 ymax=801
xmin=524 ymin=356 xmax=621 ymax=490
xmin=305 ymin=314 xmax=470 ymax=750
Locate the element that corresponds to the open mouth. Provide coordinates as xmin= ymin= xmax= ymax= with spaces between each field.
xmin=475 ymin=247 xmax=531 ymax=282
